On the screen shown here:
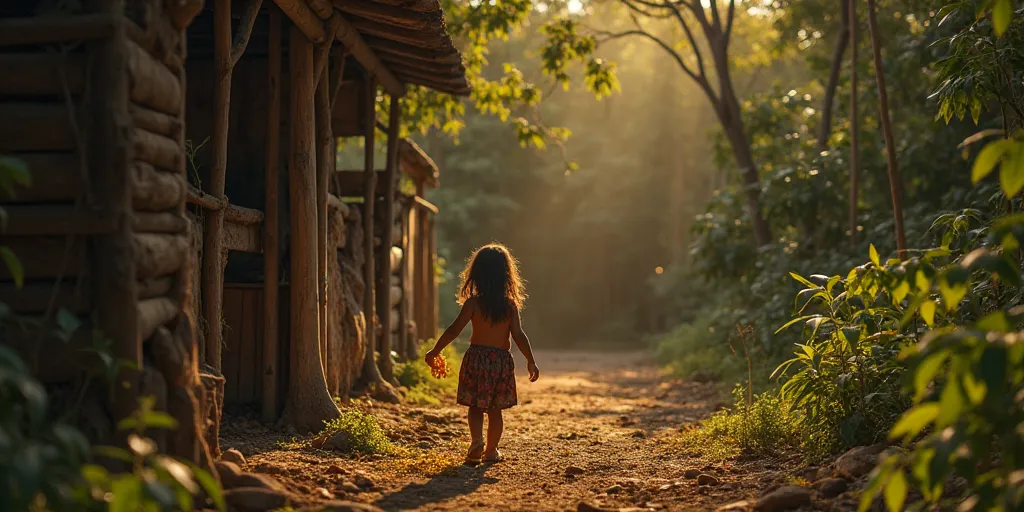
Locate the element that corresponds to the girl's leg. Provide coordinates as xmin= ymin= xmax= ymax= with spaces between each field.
xmin=467 ymin=407 xmax=485 ymax=460
xmin=484 ymin=407 xmax=503 ymax=457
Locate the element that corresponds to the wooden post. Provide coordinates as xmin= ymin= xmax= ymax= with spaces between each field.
xmin=315 ymin=52 xmax=332 ymax=378
xmin=360 ymin=75 xmax=381 ymax=384
xmin=376 ymin=96 xmax=401 ymax=382
xmin=262 ymin=6 xmax=282 ymax=422
xmin=280 ymin=25 xmax=340 ymax=432
xmin=427 ymin=213 xmax=438 ymax=339
xmin=201 ymin=0 xmax=231 ymax=371
xmin=866 ymin=0 xmax=907 ymax=259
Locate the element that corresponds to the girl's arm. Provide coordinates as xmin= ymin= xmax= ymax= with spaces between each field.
xmin=425 ymin=299 xmax=473 ymax=362
xmin=511 ymin=308 xmax=539 ymax=382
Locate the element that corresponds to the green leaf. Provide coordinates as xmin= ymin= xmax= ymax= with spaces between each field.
xmin=869 ymin=244 xmax=880 ymax=266
xmin=110 ymin=474 xmax=144 ymax=512
xmin=892 ymin=280 xmax=910 ymax=303
xmin=914 ymin=351 xmax=948 ymax=401
xmin=789 ymin=272 xmax=819 ymax=289
xmin=0 ymin=246 xmax=23 ymax=289
xmin=884 ymin=470 xmax=908 ymax=512
xmin=971 ymin=139 xmax=1011 ymax=182
xmin=890 ymin=403 xmax=940 ymax=441
xmin=936 ymin=380 xmax=964 ymax=428
xmin=976 ymin=311 xmax=1011 ymax=332
xmin=920 ymin=300 xmax=937 ymax=327
xmin=992 ymin=0 xmax=1012 ymax=36
xmin=999 ymin=144 xmax=1024 ymax=197
xmin=961 ymin=372 xmax=987 ymax=405
xmin=938 ymin=280 xmax=967 ymax=312
xmin=840 ymin=327 xmax=862 ymax=347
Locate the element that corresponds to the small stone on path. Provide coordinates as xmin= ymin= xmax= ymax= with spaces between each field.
xmin=683 ymin=468 xmax=701 ymax=479
xmin=326 ymin=465 xmax=346 ymax=475
xmin=224 ymin=487 xmax=288 ymax=512
xmin=222 ymin=448 xmax=246 ymax=466
xmin=215 ymin=460 xmax=243 ymax=488
xmin=754 ymin=485 xmax=812 ymax=511
xmin=315 ymin=487 xmax=334 ymax=499
xmin=697 ymin=474 xmax=721 ymax=486
xmin=834 ymin=444 xmax=888 ymax=480
xmin=233 ymin=473 xmax=286 ymax=492
xmin=353 ymin=473 xmax=375 ymax=489
xmin=605 ymin=484 xmax=624 ymax=494
xmin=716 ymin=500 xmax=751 ymax=511
xmin=815 ymin=477 xmax=848 ymax=498
xmin=565 ymin=465 xmax=586 ymax=476
xmin=337 ymin=481 xmax=362 ymax=494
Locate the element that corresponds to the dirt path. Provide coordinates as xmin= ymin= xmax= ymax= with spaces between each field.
xmin=221 ymin=350 xmax=812 ymax=511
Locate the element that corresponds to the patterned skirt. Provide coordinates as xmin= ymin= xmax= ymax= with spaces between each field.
xmin=456 ymin=345 xmax=518 ymax=410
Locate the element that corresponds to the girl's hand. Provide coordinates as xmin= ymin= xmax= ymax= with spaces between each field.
xmin=424 ymin=348 xmax=441 ymax=367
xmin=527 ymin=361 xmax=540 ymax=382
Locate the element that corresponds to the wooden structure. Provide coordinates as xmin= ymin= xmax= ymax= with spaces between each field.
xmin=0 ymin=0 xmax=466 ymax=461
xmin=333 ymin=137 xmax=441 ymax=362
xmin=0 ymin=0 xmax=214 ymax=468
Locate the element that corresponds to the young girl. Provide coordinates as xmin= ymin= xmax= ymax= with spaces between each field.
xmin=424 ymin=243 xmax=540 ymax=464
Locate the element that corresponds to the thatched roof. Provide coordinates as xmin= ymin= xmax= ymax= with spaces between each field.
xmin=328 ymin=0 xmax=469 ymax=96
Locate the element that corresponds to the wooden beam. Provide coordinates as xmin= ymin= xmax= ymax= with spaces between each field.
xmin=201 ymin=0 xmax=233 ymax=371
xmin=3 ymin=153 xmax=79 ymax=203
xmin=223 ymin=218 xmax=262 ymax=253
xmin=0 ymin=14 xmax=116 ymax=47
xmin=262 ymin=6 xmax=283 ymax=422
xmin=308 ymin=0 xmax=336 ymax=18
xmin=360 ymin=74 xmax=382 ymax=384
xmin=273 ymin=0 xmax=327 ymax=44
xmin=334 ymin=13 xmax=405 ymax=98
xmin=0 ymin=103 xmax=76 ymax=152
xmin=413 ymin=196 xmax=438 ymax=214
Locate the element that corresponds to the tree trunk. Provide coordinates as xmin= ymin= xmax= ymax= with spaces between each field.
xmin=711 ymin=41 xmax=771 ymax=247
xmin=866 ymin=0 xmax=907 ymax=258
xmin=848 ymin=0 xmax=859 ymax=246
xmin=376 ymin=96 xmax=401 ymax=384
xmin=817 ymin=0 xmax=851 ymax=151
xmin=359 ymin=76 xmax=400 ymax=403
xmin=279 ymin=26 xmax=341 ymax=432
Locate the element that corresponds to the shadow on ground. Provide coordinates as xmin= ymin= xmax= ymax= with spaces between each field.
xmin=374 ymin=464 xmax=498 ymax=511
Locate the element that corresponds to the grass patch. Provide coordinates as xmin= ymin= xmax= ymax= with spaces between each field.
xmin=384 ymin=445 xmax=465 ymax=476
xmin=678 ymin=386 xmax=800 ymax=461
xmin=395 ymin=341 xmax=462 ymax=406
xmin=317 ymin=410 xmax=393 ymax=455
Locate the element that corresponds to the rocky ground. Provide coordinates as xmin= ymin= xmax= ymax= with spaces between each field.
xmin=217 ymin=350 xmax=886 ymax=512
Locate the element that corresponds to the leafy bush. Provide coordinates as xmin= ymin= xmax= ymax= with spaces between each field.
xmin=678 ymin=386 xmax=800 ymax=461
xmin=319 ymin=411 xmax=393 ymax=455
xmin=395 ymin=341 xmax=462 ymax=406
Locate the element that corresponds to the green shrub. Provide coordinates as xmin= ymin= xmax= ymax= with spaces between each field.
xmin=319 ymin=411 xmax=393 ymax=455
xmin=395 ymin=341 xmax=461 ymax=406
xmin=679 ymin=386 xmax=800 ymax=460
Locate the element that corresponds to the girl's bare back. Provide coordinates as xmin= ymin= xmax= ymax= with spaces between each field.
xmin=465 ymin=298 xmax=513 ymax=350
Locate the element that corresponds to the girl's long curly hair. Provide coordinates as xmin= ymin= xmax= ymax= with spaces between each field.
xmin=456 ymin=243 xmax=526 ymax=323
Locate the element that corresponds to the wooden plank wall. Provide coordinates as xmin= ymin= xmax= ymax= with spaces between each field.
xmin=221 ymin=283 xmax=290 ymax=410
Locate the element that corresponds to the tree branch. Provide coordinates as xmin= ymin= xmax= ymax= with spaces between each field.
xmin=596 ymin=29 xmax=719 ymax=106
xmin=619 ymin=0 xmax=674 ymax=20
xmin=230 ymin=0 xmax=263 ymax=67
xmin=708 ymin=0 xmax=722 ymax=30
xmin=725 ymin=0 xmax=735 ymax=42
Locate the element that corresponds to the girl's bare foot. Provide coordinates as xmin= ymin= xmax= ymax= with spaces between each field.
xmin=465 ymin=440 xmax=485 ymax=464
xmin=482 ymin=448 xmax=503 ymax=463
